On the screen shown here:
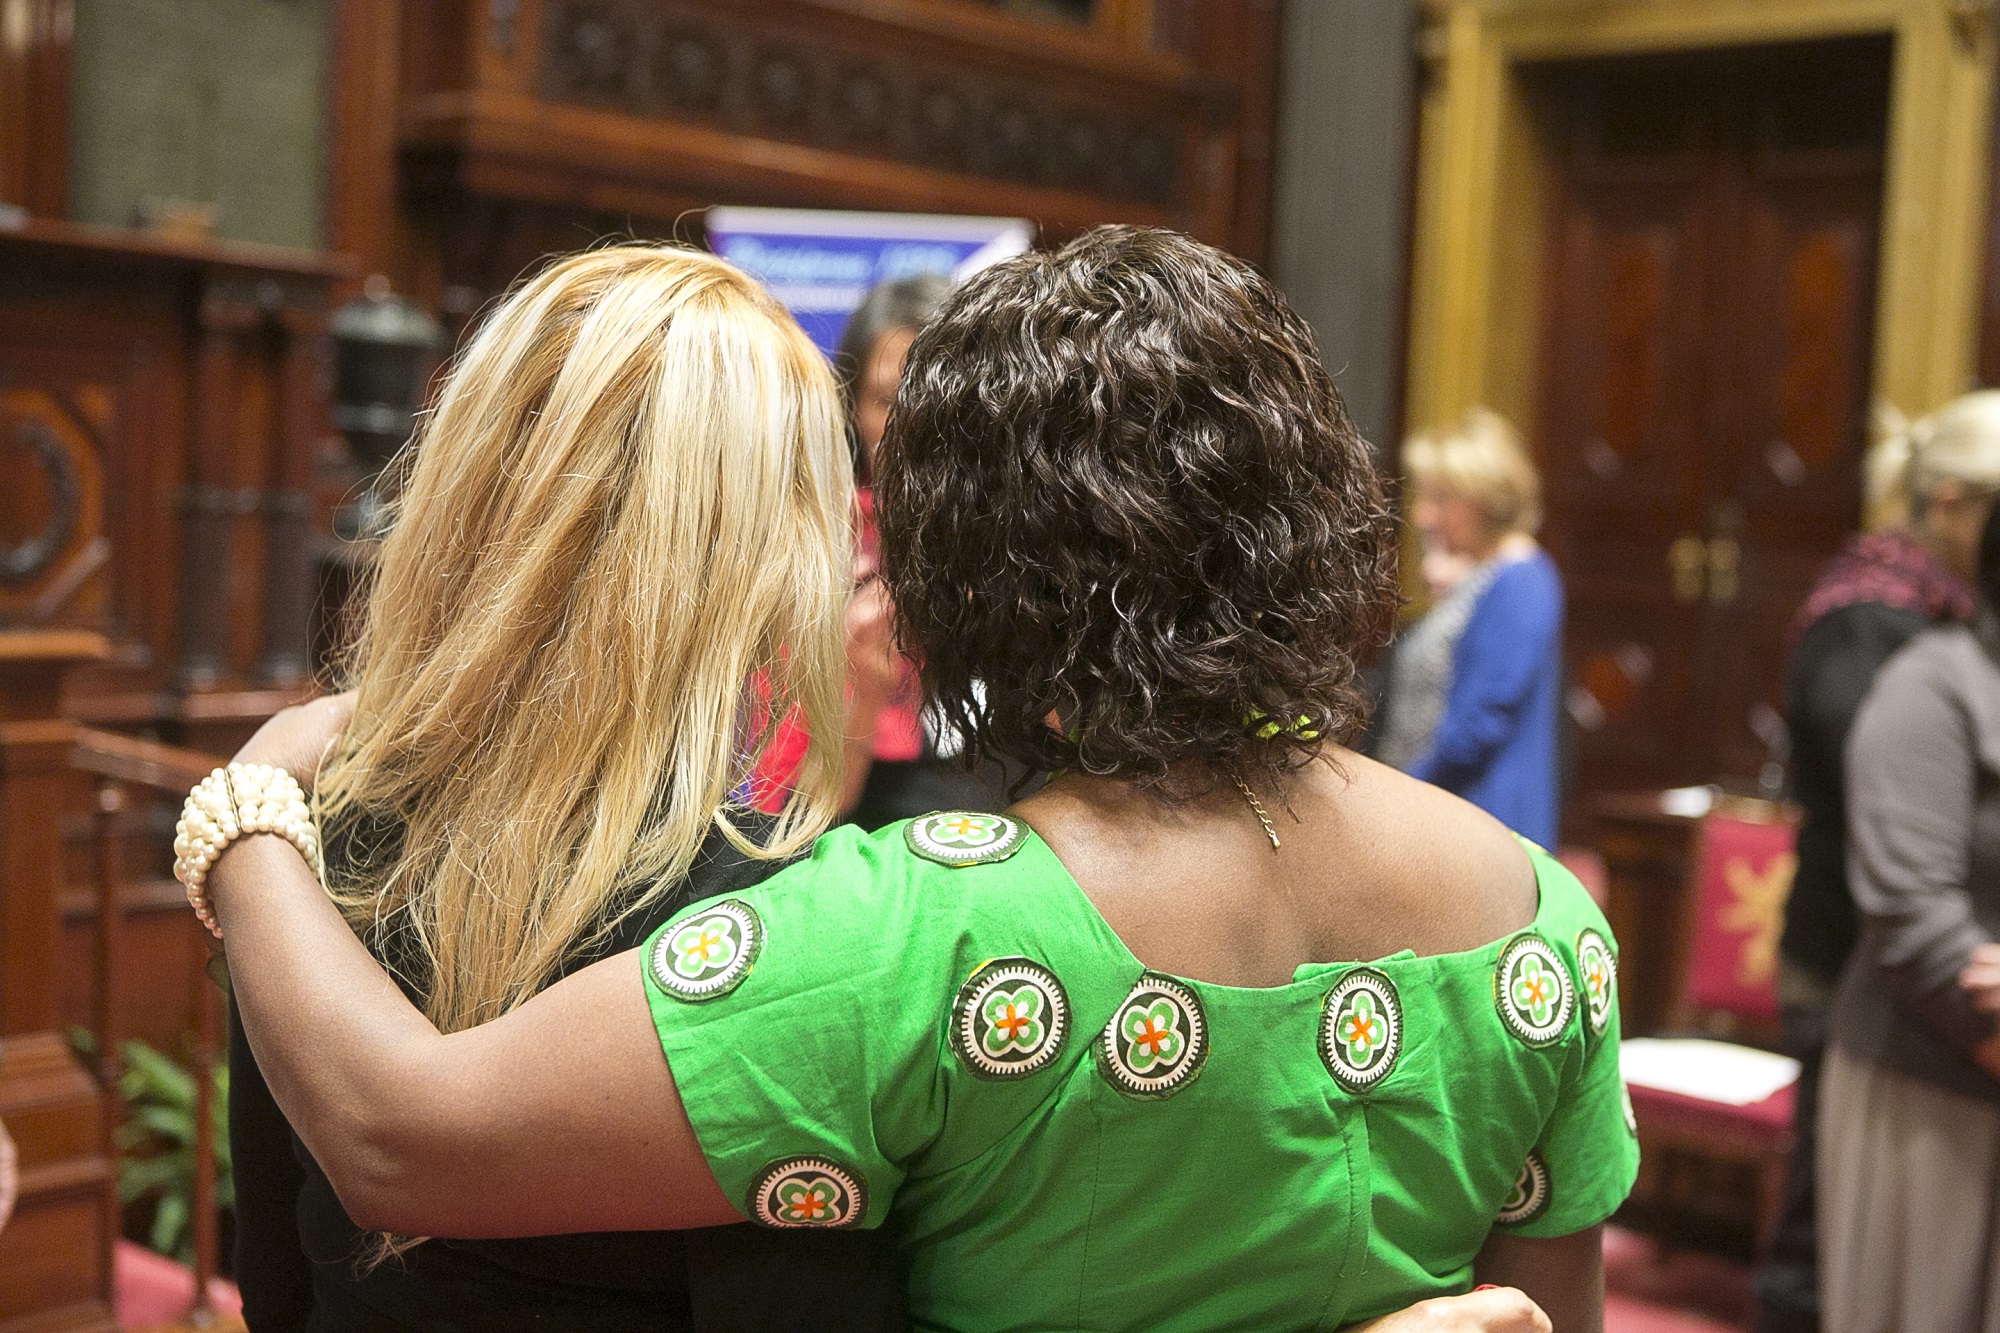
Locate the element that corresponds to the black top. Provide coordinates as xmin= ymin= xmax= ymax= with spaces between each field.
xmin=229 ymin=816 xmax=906 ymax=1333
xmin=1780 ymin=601 xmax=1932 ymax=986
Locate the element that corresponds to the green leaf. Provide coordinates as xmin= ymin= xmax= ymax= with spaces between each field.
xmin=108 ymin=1038 xmax=236 ymax=1261
xmin=128 ymin=1105 xmax=196 ymax=1145
xmin=118 ymin=1041 xmax=195 ymax=1106
xmin=149 ymin=1191 xmax=188 ymax=1257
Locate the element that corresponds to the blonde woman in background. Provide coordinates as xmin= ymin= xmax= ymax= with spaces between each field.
xmin=1378 ymin=409 xmax=1565 ymax=847
xmin=1755 ymin=392 xmax=2000 ymax=1333
xmin=226 ymin=243 xmax=911 ymax=1333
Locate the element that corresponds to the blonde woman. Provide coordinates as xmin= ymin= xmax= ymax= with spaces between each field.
xmin=226 ymin=244 xmax=908 ymax=1333
xmin=1379 ymin=409 xmax=1564 ymax=847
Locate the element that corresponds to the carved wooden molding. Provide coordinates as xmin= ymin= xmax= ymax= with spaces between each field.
xmin=537 ymin=0 xmax=1192 ymax=205
xmin=395 ymin=0 xmax=1258 ymax=243
xmin=0 ymin=389 xmax=103 ymax=630
xmin=0 ymin=418 xmax=81 ymax=586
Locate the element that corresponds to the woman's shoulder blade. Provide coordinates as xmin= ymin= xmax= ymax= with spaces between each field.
xmin=1345 ymin=759 xmax=1541 ymax=937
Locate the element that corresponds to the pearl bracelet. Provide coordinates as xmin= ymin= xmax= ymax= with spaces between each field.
xmin=172 ymin=763 xmax=324 ymax=939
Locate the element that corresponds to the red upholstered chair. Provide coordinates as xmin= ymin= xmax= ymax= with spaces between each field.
xmin=1624 ymin=807 xmax=1800 ymax=1249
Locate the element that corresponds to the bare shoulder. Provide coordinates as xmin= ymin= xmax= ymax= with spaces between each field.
xmin=1305 ymin=751 xmax=1540 ymax=957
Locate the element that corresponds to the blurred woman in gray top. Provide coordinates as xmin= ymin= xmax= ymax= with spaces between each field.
xmin=1820 ymin=499 xmax=2000 ymax=1332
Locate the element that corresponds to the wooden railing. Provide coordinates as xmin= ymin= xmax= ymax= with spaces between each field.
xmin=71 ymin=726 xmax=227 ymax=1323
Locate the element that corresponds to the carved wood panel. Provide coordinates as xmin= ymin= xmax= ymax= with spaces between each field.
xmin=383 ymin=0 xmax=1278 ymax=300
xmin=0 ymin=391 xmax=104 ymax=626
xmin=537 ymin=0 xmax=1185 ymax=205
xmin=0 ymin=223 xmax=347 ymax=717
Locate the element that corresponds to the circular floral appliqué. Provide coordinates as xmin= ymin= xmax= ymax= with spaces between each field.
xmin=750 ymin=1156 xmax=865 ymax=1229
xmin=650 ymin=899 xmax=762 ymax=1002
xmin=1496 ymin=1150 xmax=1552 ymax=1227
xmin=906 ymin=811 xmax=1027 ymax=867
xmin=1096 ymin=973 xmax=1209 ymax=1100
xmin=950 ymin=958 xmax=1070 ymax=1079
xmin=1494 ymin=934 xmax=1575 ymax=1048
xmin=1318 ymin=967 xmax=1403 ymax=1094
xmin=1576 ymin=929 xmax=1617 ymax=1038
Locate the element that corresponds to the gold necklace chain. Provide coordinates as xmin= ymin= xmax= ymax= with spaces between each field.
xmin=1232 ymin=775 xmax=1282 ymax=850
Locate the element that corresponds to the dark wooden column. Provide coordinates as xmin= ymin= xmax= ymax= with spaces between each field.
xmin=0 ymin=629 xmax=115 ymax=1333
xmin=175 ymin=282 xmax=260 ymax=690
xmin=260 ymin=302 xmax=331 ymax=686
xmin=326 ymin=0 xmax=405 ymax=299
xmin=0 ymin=0 xmax=72 ymax=218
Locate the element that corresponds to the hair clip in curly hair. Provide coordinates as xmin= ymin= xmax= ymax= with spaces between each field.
xmin=1247 ymin=710 xmax=1321 ymax=742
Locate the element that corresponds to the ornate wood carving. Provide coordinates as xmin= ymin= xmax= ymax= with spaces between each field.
xmin=0 ymin=406 xmax=87 ymax=589
xmin=390 ymin=0 xmax=1277 ymax=283
xmin=0 ymin=219 xmax=350 ymax=709
xmin=536 ymin=0 xmax=1186 ymax=205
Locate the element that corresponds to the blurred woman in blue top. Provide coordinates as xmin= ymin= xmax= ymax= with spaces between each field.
xmin=1383 ymin=409 xmax=1564 ymax=846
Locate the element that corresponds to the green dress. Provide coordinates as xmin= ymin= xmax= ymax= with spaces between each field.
xmin=642 ymin=813 xmax=1638 ymax=1333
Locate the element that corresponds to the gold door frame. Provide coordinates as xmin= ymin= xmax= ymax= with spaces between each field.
xmin=1405 ymin=0 xmax=1995 ymax=437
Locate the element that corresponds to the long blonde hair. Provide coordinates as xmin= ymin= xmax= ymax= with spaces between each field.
xmin=317 ymin=244 xmax=851 ymax=1034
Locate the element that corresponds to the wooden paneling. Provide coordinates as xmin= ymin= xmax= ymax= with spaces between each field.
xmin=0 ymin=223 xmax=341 ymax=1329
xmin=327 ymin=0 xmax=406 ymax=296
xmin=345 ymin=0 xmax=1281 ymax=314
xmin=0 ymin=220 xmax=348 ymax=712
xmin=0 ymin=637 xmax=115 ymax=1333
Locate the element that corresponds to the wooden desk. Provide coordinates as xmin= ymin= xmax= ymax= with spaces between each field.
xmin=1590 ymin=791 xmax=1705 ymax=1038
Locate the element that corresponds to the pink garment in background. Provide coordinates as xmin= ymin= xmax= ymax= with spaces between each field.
xmin=855 ymin=488 xmax=923 ymax=762
xmin=749 ymin=490 xmax=920 ymax=813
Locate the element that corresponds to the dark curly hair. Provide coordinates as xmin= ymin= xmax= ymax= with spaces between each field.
xmin=875 ymin=226 xmax=1397 ymax=795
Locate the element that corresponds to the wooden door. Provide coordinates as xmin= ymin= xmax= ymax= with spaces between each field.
xmin=1532 ymin=39 xmax=1889 ymax=797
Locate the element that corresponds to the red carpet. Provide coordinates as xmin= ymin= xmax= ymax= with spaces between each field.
xmin=1604 ymin=1225 xmax=1756 ymax=1333
xmin=114 ymin=1239 xmax=241 ymax=1328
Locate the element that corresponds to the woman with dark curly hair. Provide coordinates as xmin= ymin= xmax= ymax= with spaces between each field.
xmin=189 ymin=228 xmax=1631 ymax=1333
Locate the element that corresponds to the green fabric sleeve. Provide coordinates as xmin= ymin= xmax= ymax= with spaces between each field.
xmin=1507 ymin=854 xmax=1641 ymax=1238
xmin=640 ymin=824 xmax=958 ymax=1230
